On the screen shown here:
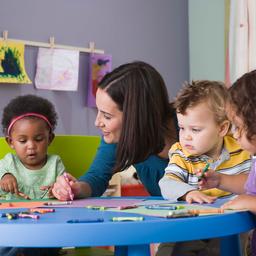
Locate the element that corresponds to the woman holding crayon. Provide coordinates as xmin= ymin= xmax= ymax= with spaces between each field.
xmin=52 ymin=61 xmax=178 ymax=199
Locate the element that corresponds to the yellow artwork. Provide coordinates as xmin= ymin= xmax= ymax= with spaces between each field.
xmin=0 ymin=41 xmax=31 ymax=84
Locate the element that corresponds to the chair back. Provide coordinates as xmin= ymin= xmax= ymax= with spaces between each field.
xmin=0 ymin=135 xmax=101 ymax=178
xmin=0 ymin=138 xmax=15 ymax=157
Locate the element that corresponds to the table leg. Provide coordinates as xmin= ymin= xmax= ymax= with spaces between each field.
xmin=115 ymin=246 xmax=128 ymax=256
xmin=115 ymin=244 xmax=150 ymax=256
xmin=220 ymin=234 xmax=241 ymax=256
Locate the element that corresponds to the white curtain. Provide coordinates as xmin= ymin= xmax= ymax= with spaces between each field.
xmin=226 ymin=0 xmax=256 ymax=85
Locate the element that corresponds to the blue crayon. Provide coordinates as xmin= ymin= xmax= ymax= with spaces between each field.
xmin=67 ymin=218 xmax=104 ymax=223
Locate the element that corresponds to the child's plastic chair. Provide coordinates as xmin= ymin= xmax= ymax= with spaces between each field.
xmin=48 ymin=135 xmax=100 ymax=178
xmin=0 ymin=137 xmax=15 ymax=157
xmin=0 ymin=135 xmax=101 ymax=177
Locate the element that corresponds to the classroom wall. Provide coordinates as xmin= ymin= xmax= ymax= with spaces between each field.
xmin=0 ymin=0 xmax=189 ymax=136
xmin=189 ymin=0 xmax=225 ymax=81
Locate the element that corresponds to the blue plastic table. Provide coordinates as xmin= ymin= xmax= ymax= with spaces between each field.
xmin=0 ymin=197 xmax=255 ymax=256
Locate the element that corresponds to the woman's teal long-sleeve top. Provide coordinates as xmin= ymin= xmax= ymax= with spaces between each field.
xmin=79 ymin=138 xmax=168 ymax=196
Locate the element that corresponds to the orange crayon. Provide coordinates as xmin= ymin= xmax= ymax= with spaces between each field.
xmin=188 ymin=208 xmax=224 ymax=214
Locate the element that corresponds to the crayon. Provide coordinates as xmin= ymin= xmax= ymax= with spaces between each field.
xmin=44 ymin=201 xmax=72 ymax=206
xmin=198 ymin=163 xmax=210 ymax=181
xmin=167 ymin=211 xmax=198 ymax=218
xmin=67 ymin=218 xmax=104 ymax=223
xmin=5 ymin=213 xmax=18 ymax=220
xmin=176 ymin=205 xmax=185 ymax=210
xmin=118 ymin=205 xmax=138 ymax=210
xmin=146 ymin=205 xmax=177 ymax=210
xmin=18 ymin=213 xmax=40 ymax=219
xmin=86 ymin=205 xmax=106 ymax=210
xmin=30 ymin=208 xmax=55 ymax=214
xmin=17 ymin=192 xmax=31 ymax=200
xmin=64 ymin=172 xmax=74 ymax=201
xmin=111 ymin=216 xmax=144 ymax=222
xmin=188 ymin=208 xmax=224 ymax=214
xmin=40 ymin=187 xmax=51 ymax=199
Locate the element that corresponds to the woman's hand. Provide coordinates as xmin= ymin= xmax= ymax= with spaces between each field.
xmin=221 ymin=194 xmax=256 ymax=214
xmin=52 ymin=173 xmax=79 ymax=201
xmin=184 ymin=190 xmax=217 ymax=204
xmin=0 ymin=173 xmax=19 ymax=194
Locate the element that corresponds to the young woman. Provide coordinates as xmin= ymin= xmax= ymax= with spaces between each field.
xmin=52 ymin=61 xmax=178 ymax=200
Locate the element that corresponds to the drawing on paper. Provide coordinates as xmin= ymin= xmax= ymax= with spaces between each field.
xmin=0 ymin=41 xmax=31 ymax=84
xmin=87 ymin=53 xmax=112 ymax=107
xmin=35 ymin=48 xmax=79 ymax=91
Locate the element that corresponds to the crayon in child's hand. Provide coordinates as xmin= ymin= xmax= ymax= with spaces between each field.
xmin=198 ymin=163 xmax=210 ymax=181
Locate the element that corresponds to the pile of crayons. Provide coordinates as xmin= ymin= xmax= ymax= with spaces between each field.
xmin=0 ymin=208 xmax=55 ymax=220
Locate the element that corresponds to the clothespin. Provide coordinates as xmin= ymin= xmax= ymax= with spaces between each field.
xmin=89 ymin=41 xmax=95 ymax=54
xmin=49 ymin=36 xmax=55 ymax=48
xmin=3 ymin=30 xmax=8 ymax=41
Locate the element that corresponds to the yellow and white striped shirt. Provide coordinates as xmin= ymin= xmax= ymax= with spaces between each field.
xmin=159 ymin=135 xmax=251 ymax=201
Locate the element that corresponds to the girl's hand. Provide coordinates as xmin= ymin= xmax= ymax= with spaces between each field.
xmin=0 ymin=173 xmax=19 ymax=194
xmin=197 ymin=169 xmax=220 ymax=190
xmin=52 ymin=173 xmax=78 ymax=201
xmin=185 ymin=190 xmax=217 ymax=204
xmin=221 ymin=194 xmax=256 ymax=214
xmin=40 ymin=185 xmax=53 ymax=199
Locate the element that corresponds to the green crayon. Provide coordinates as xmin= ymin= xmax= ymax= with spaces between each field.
xmin=198 ymin=163 xmax=210 ymax=181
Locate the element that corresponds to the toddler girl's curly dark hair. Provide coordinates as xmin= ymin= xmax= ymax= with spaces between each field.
xmin=2 ymin=94 xmax=58 ymax=135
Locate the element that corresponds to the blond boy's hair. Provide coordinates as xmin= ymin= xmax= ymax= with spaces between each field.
xmin=174 ymin=80 xmax=228 ymax=124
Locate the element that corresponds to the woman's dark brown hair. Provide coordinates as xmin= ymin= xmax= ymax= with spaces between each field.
xmin=98 ymin=61 xmax=177 ymax=172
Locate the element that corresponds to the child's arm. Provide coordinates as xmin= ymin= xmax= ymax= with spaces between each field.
xmin=159 ymin=145 xmax=217 ymax=203
xmin=159 ymin=175 xmax=198 ymax=202
xmin=198 ymin=170 xmax=248 ymax=195
xmin=221 ymin=194 xmax=256 ymax=214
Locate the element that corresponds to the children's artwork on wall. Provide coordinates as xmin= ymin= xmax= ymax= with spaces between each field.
xmin=35 ymin=48 xmax=79 ymax=91
xmin=87 ymin=53 xmax=112 ymax=107
xmin=0 ymin=41 xmax=31 ymax=84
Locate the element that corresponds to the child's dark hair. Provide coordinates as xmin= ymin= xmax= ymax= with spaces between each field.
xmin=174 ymin=80 xmax=228 ymax=124
xmin=228 ymin=70 xmax=256 ymax=141
xmin=2 ymin=94 xmax=58 ymax=135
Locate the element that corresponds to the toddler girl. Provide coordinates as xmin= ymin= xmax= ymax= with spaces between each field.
xmin=199 ymin=70 xmax=256 ymax=255
xmin=0 ymin=94 xmax=64 ymax=255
